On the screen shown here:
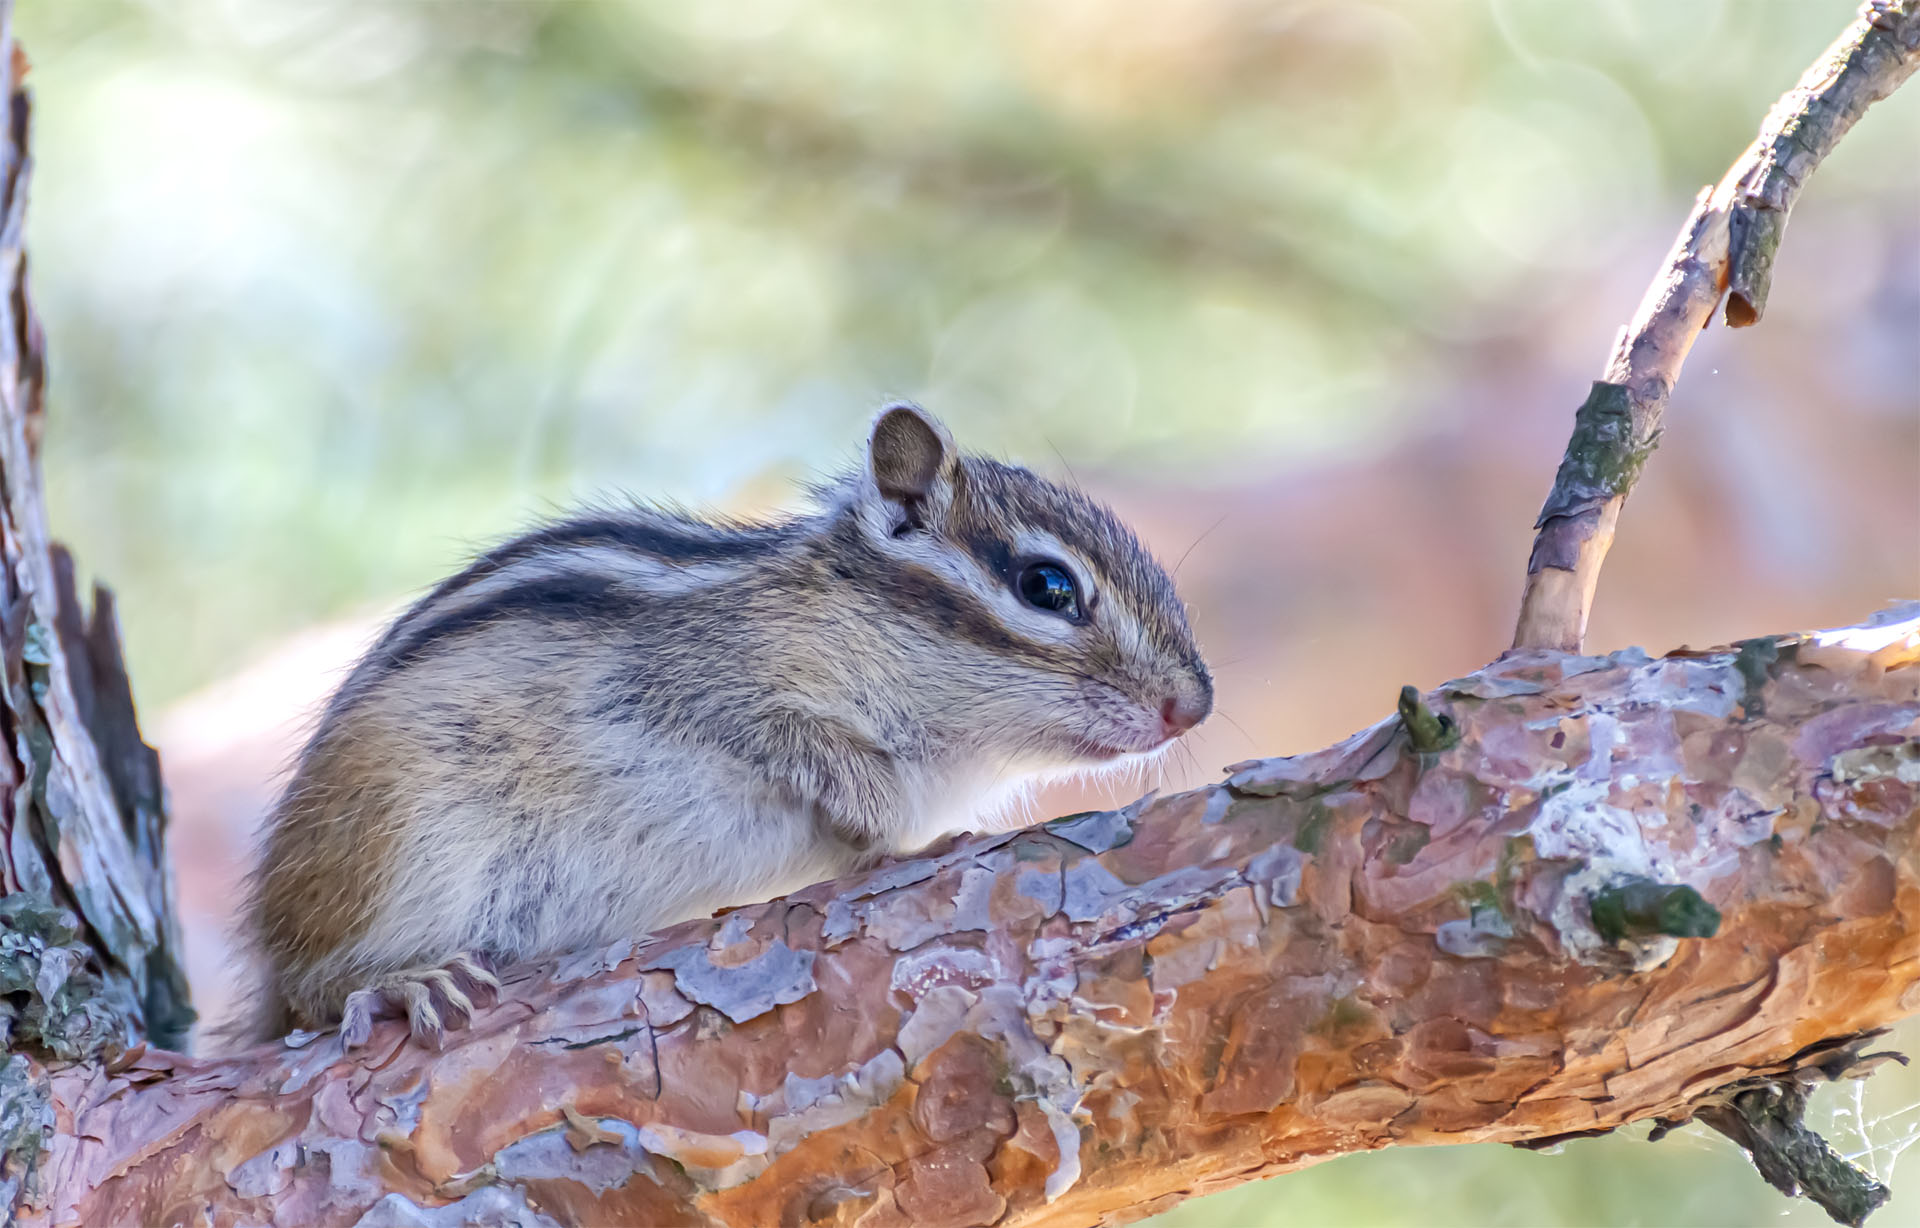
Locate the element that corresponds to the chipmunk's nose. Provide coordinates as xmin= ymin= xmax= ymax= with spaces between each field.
xmin=1159 ymin=687 xmax=1211 ymax=739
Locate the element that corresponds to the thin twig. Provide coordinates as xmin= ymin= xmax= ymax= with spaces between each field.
xmin=1512 ymin=0 xmax=1920 ymax=653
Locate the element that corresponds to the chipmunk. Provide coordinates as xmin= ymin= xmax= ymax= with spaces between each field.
xmin=231 ymin=405 xmax=1212 ymax=1047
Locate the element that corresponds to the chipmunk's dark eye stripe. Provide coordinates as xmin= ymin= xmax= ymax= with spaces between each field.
xmin=960 ymin=531 xmax=1014 ymax=580
xmin=883 ymin=562 xmax=1033 ymax=656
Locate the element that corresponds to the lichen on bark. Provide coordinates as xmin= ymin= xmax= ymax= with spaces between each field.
xmin=1533 ymin=381 xmax=1656 ymax=527
xmin=0 ymin=1054 xmax=50 ymax=1212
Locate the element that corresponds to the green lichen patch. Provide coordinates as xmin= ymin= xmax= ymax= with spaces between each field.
xmin=0 ymin=890 xmax=139 ymax=1060
xmin=0 ymin=1055 xmax=51 ymax=1213
xmin=0 ymin=894 xmax=78 ymax=950
xmin=1589 ymin=878 xmax=1721 ymax=944
xmin=1293 ymin=803 xmax=1333 ymax=855
xmin=1317 ymin=995 xmax=1376 ymax=1042
xmin=1495 ymin=836 xmax=1534 ymax=897
xmin=1382 ymin=822 xmax=1430 ymax=865
xmin=1454 ymin=880 xmax=1511 ymax=932
xmin=1732 ymin=636 xmax=1784 ymax=719
xmin=1535 ymin=381 xmax=1659 ymax=525
xmin=1438 ymin=877 xmax=1517 ymax=958
xmin=1726 ymin=206 xmax=1786 ymax=327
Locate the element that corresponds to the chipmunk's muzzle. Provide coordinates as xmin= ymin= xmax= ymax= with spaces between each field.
xmin=1070 ymin=667 xmax=1212 ymax=760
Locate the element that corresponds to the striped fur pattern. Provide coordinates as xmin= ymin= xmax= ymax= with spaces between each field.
xmin=233 ymin=405 xmax=1211 ymax=1045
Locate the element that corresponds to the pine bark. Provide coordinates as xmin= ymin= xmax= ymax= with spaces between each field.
xmin=21 ymin=612 xmax=1920 ymax=1228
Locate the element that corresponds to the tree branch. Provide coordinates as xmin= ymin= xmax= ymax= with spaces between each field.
xmin=1511 ymin=0 xmax=1920 ymax=653
xmin=23 ymin=607 xmax=1920 ymax=1227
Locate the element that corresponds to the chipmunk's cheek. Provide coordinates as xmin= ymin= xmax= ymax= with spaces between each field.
xmin=1070 ymin=737 xmax=1135 ymax=761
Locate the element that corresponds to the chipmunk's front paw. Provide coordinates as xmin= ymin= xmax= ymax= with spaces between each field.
xmin=339 ymin=952 xmax=501 ymax=1049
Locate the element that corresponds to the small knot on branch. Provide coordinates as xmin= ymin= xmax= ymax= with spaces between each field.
xmin=1588 ymin=877 xmax=1721 ymax=942
xmin=1396 ymin=686 xmax=1459 ymax=754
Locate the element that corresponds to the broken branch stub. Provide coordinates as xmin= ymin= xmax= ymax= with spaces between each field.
xmin=21 ymin=606 xmax=1920 ymax=1227
xmin=1726 ymin=0 xmax=1920 ymax=328
xmin=1512 ymin=0 xmax=1920 ymax=652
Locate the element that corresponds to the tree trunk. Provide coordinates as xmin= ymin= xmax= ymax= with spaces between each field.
xmin=0 ymin=13 xmax=192 ymax=1212
xmin=4 ymin=2 xmax=1918 ymax=1227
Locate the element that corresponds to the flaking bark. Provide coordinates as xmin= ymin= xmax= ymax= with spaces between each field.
xmin=0 ymin=0 xmax=190 ymax=1150
xmin=19 ymin=607 xmax=1920 ymax=1227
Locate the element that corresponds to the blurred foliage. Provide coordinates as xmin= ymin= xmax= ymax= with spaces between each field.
xmin=10 ymin=2 xmax=1920 ymax=1224
xmin=1150 ymin=1092 xmax=1920 ymax=1228
xmin=16 ymin=0 xmax=1915 ymax=705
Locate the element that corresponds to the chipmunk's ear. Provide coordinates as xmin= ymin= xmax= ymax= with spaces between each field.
xmin=866 ymin=403 xmax=956 ymax=529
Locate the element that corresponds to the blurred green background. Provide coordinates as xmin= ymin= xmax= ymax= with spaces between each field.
xmin=15 ymin=2 xmax=1920 ymax=1226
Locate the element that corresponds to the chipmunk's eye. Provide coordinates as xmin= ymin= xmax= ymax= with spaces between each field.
xmin=1016 ymin=560 xmax=1082 ymax=621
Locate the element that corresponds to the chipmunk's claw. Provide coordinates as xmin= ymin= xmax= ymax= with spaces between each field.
xmin=444 ymin=952 xmax=503 ymax=999
xmin=339 ymin=953 xmax=502 ymax=1049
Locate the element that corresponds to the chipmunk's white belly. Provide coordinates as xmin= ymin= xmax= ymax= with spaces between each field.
xmin=345 ymin=737 xmax=862 ymax=973
xmin=343 ymin=732 xmax=1096 ymax=978
xmin=893 ymin=756 xmax=1055 ymax=851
